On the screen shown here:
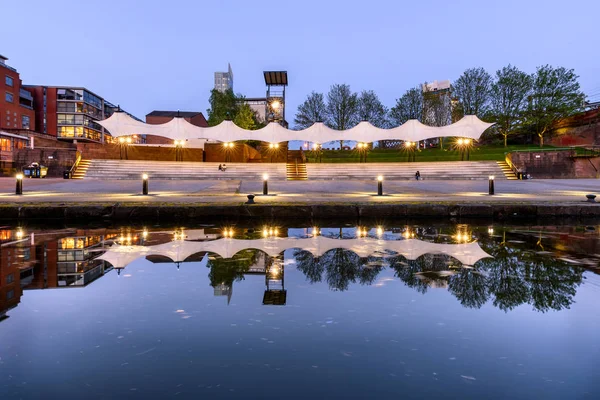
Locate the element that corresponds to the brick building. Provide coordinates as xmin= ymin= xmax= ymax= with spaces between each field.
xmin=0 ymin=55 xmax=35 ymax=132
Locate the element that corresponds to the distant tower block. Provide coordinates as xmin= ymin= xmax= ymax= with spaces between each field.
xmin=264 ymin=71 xmax=288 ymax=128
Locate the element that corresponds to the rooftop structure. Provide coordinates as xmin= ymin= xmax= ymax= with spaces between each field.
xmin=264 ymin=71 xmax=288 ymax=127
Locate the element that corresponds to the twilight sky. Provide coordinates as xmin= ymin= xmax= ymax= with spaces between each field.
xmin=1 ymin=0 xmax=598 ymax=124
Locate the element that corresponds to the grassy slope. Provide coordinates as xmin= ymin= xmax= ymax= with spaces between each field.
xmin=308 ymin=145 xmax=571 ymax=163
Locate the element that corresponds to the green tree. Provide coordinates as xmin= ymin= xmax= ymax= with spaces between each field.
xmin=294 ymin=91 xmax=327 ymax=129
xmin=234 ymin=103 xmax=258 ymax=130
xmin=522 ymin=65 xmax=585 ymax=147
xmin=489 ymin=65 xmax=532 ymax=147
xmin=207 ymin=89 xmax=238 ymax=126
xmin=389 ymin=86 xmax=423 ymax=125
xmin=326 ymin=84 xmax=359 ymax=149
xmin=452 ymin=67 xmax=493 ymax=116
xmin=206 ymin=89 xmax=263 ymax=129
xmin=357 ymin=90 xmax=388 ymax=128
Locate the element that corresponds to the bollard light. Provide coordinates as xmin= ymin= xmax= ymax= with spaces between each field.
xmin=263 ymin=173 xmax=269 ymax=195
xmin=142 ymin=173 xmax=149 ymax=195
xmin=15 ymin=173 xmax=23 ymax=195
xmin=488 ymin=175 xmax=495 ymax=195
xmin=377 ymin=175 xmax=383 ymax=196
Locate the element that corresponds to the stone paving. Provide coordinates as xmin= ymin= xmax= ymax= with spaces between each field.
xmin=0 ymin=177 xmax=598 ymax=205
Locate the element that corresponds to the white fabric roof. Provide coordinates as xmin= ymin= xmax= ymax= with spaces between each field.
xmin=97 ymin=112 xmax=494 ymax=143
xmin=96 ymin=236 xmax=492 ymax=270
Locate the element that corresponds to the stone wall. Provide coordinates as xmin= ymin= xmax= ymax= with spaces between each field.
xmin=13 ymin=148 xmax=77 ymax=177
xmin=507 ymin=150 xmax=600 ymax=179
xmin=204 ymin=143 xmax=264 ymax=163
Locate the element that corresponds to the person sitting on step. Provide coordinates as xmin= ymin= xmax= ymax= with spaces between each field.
xmin=415 ymin=171 xmax=421 ymax=181
xmin=218 ymin=164 xmax=223 ymax=171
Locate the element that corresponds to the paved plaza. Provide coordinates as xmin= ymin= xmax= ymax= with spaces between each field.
xmin=0 ymin=177 xmax=598 ymax=205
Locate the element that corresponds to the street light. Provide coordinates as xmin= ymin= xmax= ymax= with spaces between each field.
xmin=15 ymin=173 xmax=23 ymax=195
xmin=377 ymin=175 xmax=384 ymax=196
xmin=223 ymin=142 xmax=234 ymax=162
xmin=404 ymin=141 xmax=416 ymax=162
xmin=174 ymin=140 xmax=184 ymax=161
xmin=142 ymin=173 xmax=149 ymax=195
xmin=263 ymin=173 xmax=269 ymax=195
xmin=489 ymin=175 xmax=495 ymax=195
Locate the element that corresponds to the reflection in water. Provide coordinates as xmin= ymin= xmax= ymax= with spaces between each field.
xmin=0 ymin=224 xmax=596 ymax=322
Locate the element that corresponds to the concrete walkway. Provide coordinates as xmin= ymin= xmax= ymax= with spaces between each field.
xmin=0 ymin=177 xmax=598 ymax=204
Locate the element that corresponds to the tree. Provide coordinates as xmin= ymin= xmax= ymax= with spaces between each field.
xmin=452 ymin=67 xmax=493 ymax=116
xmin=488 ymin=65 xmax=532 ymax=147
xmin=357 ymin=90 xmax=388 ymax=128
xmin=234 ymin=103 xmax=258 ymax=130
xmin=294 ymin=91 xmax=327 ymax=129
xmin=206 ymin=89 xmax=263 ymax=129
xmin=522 ymin=65 xmax=585 ymax=147
xmin=325 ymin=84 xmax=359 ymax=149
xmin=389 ymin=86 xmax=423 ymax=125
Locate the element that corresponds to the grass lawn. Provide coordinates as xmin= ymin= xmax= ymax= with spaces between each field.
xmin=307 ymin=144 xmax=577 ymax=163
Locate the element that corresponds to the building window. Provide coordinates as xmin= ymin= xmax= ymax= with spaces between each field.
xmin=21 ymin=115 xmax=30 ymax=130
xmin=6 ymin=273 xmax=14 ymax=283
xmin=6 ymin=289 xmax=14 ymax=300
xmin=5 ymin=76 xmax=14 ymax=87
xmin=5 ymin=92 xmax=14 ymax=103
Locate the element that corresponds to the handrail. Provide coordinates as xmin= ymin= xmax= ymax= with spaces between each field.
xmin=69 ymin=151 xmax=82 ymax=175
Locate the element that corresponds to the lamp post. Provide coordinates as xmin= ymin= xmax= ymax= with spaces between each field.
xmin=488 ymin=175 xmax=495 ymax=195
xmin=405 ymin=141 xmax=416 ymax=162
xmin=268 ymin=143 xmax=280 ymax=163
xmin=223 ymin=142 xmax=234 ymax=162
xmin=312 ymin=143 xmax=322 ymax=163
xmin=377 ymin=175 xmax=383 ymax=196
xmin=142 ymin=173 xmax=149 ymax=195
xmin=263 ymin=173 xmax=269 ymax=195
xmin=174 ymin=140 xmax=184 ymax=161
xmin=15 ymin=173 xmax=23 ymax=195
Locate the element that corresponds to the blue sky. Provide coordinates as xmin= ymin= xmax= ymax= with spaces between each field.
xmin=1 ymin=0 xmax=598 ymax=123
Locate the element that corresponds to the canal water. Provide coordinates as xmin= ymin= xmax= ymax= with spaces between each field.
xmin=0 ymin=221 xmax=599 ymax=399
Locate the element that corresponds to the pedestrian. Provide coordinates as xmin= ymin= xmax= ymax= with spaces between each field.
xmin=218 ymin=164 xmax=223 ymax=171
xmin=415 ymin=171 xmax=421 ymax=181
xmin=222 ymin=164 xmax=227 ymax=171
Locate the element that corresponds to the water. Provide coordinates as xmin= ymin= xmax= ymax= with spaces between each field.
xmin=1 ymin=222 xmax=599 ymax=399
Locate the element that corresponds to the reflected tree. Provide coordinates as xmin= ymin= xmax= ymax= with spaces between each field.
xmin=207 ymin=249 xmax=262 ymax=288
xmin=294 ymin=250 xmax=324 ymax=284
xmin=448 ymin=269 xmax=490 ymax=309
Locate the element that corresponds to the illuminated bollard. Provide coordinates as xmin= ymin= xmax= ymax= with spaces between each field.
xmin=263 ymin=173 xmax=269 ymax=195
xmin=488 ymin=175 xmax=495 ymax=195
xmin=142 ymin=173 xmax=149 ymax=195
xmin=15 ymin=173 xmax=23 ymax=195
xmin=377 ymin=175 xmax=383 ymax=196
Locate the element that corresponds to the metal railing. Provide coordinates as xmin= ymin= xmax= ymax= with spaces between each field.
xmin=68 ymin=151 xmax=82 ymax=178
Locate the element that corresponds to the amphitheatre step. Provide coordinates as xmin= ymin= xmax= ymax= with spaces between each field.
xmin=83 ymin=160 xmax=506 ymax=180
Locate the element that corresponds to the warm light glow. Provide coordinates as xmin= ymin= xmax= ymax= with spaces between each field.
xmin=377 ymin=175 xmax=384 ymax=182
xmin=142 ymin=229 xmax=148 ymax=239
xmin=488 ymin=227 xmax=494 ymax=235
xmin=263 ymin=228 xmax=269 ymax=238
xmin=270 ymin=266 xmax=280 ymax=277
xmin=126 ymin=137 xmax=132 ymax=144
xmin=465 ymin=139 xmax=472 ymax=145
xmin=223 ymin=142 xmax=228 ymax=148
xmin=404 ymin=141 xmax=413 ymax=148
xmin=263 ymin=173 xmax=269 ymax=181
xmin=377 ymin=227 xmax=383 ymax=237
xmin=142 ymin=173 xmax=148 ymax=180
xmin=119 ymin=137 xmax=125 ymax=144
xmin=271 ymin=100 xmax=281 ymax=110
xmin=313 ymin=143 xmax=320 ymax=150
xmin=16 ymin=173 xmax=23 ymax=180
xmin=16 ymin=229 xmax=23 ymax=240
xmin=457 ymin=138 xmax=464 ymax=145
xmin=313 ymin=227 xmax=319 ymax=236
xmin=489 ymin=175 xmax=495 ymax=180
xmin=229 ymin=142 xmax=234 ymax=148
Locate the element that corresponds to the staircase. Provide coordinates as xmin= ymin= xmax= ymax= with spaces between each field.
xmin=306 ymin=161 xmax=510 ymax=180
xmin=286 ymin=150 xmax=308 ymax=181
xmin=84 ymin=160 xmax=287 ymax=180
xmin=71 ymin=159 xmax=91 ymax=179
xmin=497 ymin=161 xmax=518 ymax=180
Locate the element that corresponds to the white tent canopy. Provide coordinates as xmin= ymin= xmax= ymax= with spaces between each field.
xmin=97 ymin=112 xmax=494 ymax=144
xmin=96 ymin=236 xmax=492 ymax=270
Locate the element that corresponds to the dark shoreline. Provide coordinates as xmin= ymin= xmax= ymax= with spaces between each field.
xmin=1 ymin=202 xmax=600 ymax=222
